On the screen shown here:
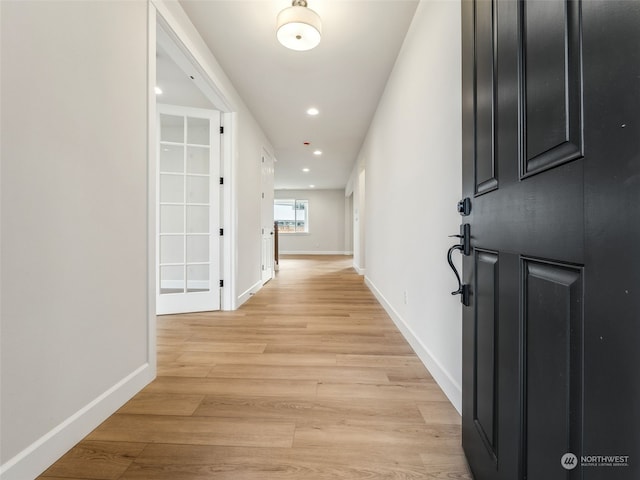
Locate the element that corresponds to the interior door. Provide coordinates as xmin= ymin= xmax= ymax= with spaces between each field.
xmin=261 ymin=150 xmax=275 ymax=284
xmin=157 ymin=104 xmax=221 ymax=315
xmin=460 ymin=1 xmax=639 ymax=479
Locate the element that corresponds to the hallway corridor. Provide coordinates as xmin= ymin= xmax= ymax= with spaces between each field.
xmin=38 ymin=256 xmax=470 ymax=479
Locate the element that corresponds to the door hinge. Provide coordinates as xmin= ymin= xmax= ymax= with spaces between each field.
xmin=219 ymin=228 xmax=224 ymax=236
xmin=220 ymin=177 xmax=224 ymax=185
xmin=219 ymin=279 xmax=224 ymax=288
xmin=220 ymin=126 xmax=224 ymax=134
xmin=262 ymin=192 xmax=265 ymax=199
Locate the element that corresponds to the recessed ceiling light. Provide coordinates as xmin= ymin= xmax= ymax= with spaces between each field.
xmin=309 ymin=184 xmax=315 ymax=188
xmin=313 ymin=150 xmax=322 ymax=155
xmin=302 ymin=168 xmax=310 ymax=172
xmin=306 ymin=107 xmax=319 ymax=116
xmin=154 ymin=86 xmax=163 ymax=95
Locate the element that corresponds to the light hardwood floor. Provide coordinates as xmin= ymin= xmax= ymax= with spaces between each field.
xmin=39 ymin=255 xmax=471 ymax=479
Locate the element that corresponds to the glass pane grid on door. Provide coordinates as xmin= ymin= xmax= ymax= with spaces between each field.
xmin=159 ymin=113 xmax=212 ymax=296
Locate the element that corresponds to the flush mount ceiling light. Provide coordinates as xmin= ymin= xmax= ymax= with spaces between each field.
xmin=306 ymin=107 xmax=319 ymax=116
xmin=277 ymin=0 xmax=322 ymax=51
xmin=313 ymin=150 xmax=322 ymax=156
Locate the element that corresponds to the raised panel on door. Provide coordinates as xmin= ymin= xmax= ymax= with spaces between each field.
xmin=474 ymin=250 xmax=499 ymax=461
xmin=522 ymin=259 xmax=583 ymax=480
xmin=520 ymin=0 xmax=583 ymax=177
xmin=474 ymin=0 xmax=498 ymax=195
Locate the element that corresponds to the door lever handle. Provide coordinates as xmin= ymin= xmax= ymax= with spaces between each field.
xmin=447 ymin=223 xmax=471 ymax=306
xmin=447 ymin=245 xmax=470 ymax=306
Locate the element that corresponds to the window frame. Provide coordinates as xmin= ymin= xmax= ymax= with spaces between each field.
xmin=274 ymin=198 xmax=309 ymax=234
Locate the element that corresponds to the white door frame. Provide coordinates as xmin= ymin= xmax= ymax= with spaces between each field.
xmin=151 ymin=2 xmax=237 ymax=310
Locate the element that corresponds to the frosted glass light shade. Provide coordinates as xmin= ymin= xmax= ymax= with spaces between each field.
xmin=276 ymin=5 xmax=322 ymax=51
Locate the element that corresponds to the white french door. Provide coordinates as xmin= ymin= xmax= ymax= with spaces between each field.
xmin=261 ymin=151 xmax=275 ymax=284
xmin=157 ymin=104 xmax=220 ymax=315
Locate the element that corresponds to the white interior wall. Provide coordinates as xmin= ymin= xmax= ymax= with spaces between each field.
xmin=0 ymin=2 xmax=152 ymax=478
xmin=358 ymin=0 xmax=463 ymax=411
xmin=154 ymin=0 xmax=275 ymax=308
xmin=275 ymin=189 xmax=347 ymax=254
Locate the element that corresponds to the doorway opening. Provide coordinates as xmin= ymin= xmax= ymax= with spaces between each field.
xmin=152 ymin=12 xmax=235 ymax=314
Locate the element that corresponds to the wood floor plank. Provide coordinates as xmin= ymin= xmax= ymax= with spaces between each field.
xmin=175 ymin=351 xmax=337 ymax=367
xmin=417 ymin=401 xmax=463 ymax=426
xmin=144 ymin=376 xmax=318 ymax=398
xmin=336 ymin=353 xmax=423 ymax=368
xmin=206 ymin=364 xmax=390 ymax=384
xmin=87 ymin=414 xmax=295 ymax=448
xmin=264 ymin=342 xmax=414 ymax=355
xmin=421 ymin=452 xmax=473 ymax=479
xmin=38 ymin=441 xmax=146 ymax=480
xmin=293 ymin=420 xmax=462 ymax=450
xmin=193 ymin=395 xmax=425 ymax=424
xmin=169 ymin=342 xmax=268 ymax=354
xmin=317 ymin=381 xmax=448 ymax=402
xmin=38 ymin=477 xmax=93 ymax=480
xmin=120 ymin=444 xmax=428 ymax=480
xmin=156 ymin=364 xmax=212 ymax=378
xmin=386 ymin=365 xmax=435 ymax=383
xmin=117 ymin=393 xmax=205 ymax=416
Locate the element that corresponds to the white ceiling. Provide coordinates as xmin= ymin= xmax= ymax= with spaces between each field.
xmin=157 ymin=43 xmax=215 ymax=110
xmin=175 ymin=0 xmax=419 ymax=190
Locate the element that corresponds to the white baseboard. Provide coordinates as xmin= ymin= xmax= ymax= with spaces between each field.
xmin=0 ymin=363 xmax=154 ymax=480
xmin=364 ymin=276 xmax=462 ymax=414
xmin=236 ymin=279 xmax=263 ymax=308
xmin=353 ymin=262 xmax=365 ymax=275
xmin=279 ymin=251 xmax=351 ymax=255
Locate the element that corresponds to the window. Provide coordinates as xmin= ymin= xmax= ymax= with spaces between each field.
xmin=274 ymin=199 xmax=309 ymax=233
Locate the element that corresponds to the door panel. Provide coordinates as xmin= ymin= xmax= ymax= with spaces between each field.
xmin=521 ymin=0 xmax=583 ymax=176
xmin=523 ymin=259 xmax=583 ymax=480
xmin=157 ymin=105 xmax=220 ymax=315
xmin=473 ymin=250 xmax=498 ymax=459
xmin=461 ymin=1 xmax=640 ymax=479
xmin=474 ymin=0 xmax=497 ymax=195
